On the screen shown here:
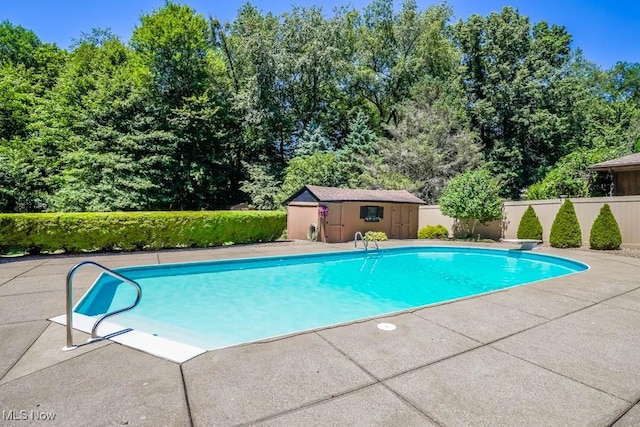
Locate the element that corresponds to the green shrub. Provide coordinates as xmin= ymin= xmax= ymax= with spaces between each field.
xmin=526 ymin=147 xmax=622 ymax=200
xmin=364 ymin=231 xmax=388 ymax=241
xmin=549 ymin=199 xmax=582 ymax=248
xmin=589 ymin=204 xmax=622 ymax=250
xmin=517 ymin=205 xmax=543 ymax=240
xmin=439 ymin=168 xmax=503 ymax=238
xmin=418 ymin=225 xmax=449 ymax=239
xmin=0 ymin=211 xmax=287 ymax=254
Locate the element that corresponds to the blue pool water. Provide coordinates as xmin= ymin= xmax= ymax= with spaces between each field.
xmin=75 ymin=247 xmax=587 ymax=349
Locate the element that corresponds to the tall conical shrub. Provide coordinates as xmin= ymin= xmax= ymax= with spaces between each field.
xmin=517 ymin=205 xmax=543 ymax=240
xmin=550 ymin=199 xmax=582 ymax=248
xmin=590 ymin=204 xmax=622 ymax=250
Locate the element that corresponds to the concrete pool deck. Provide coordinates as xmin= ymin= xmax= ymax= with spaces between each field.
xmin=0 ymin=240 xmax=638 ymax=426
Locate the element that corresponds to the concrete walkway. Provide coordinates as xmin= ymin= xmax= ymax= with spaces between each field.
xmin=0 ymin=240 xmax=638 ymax=426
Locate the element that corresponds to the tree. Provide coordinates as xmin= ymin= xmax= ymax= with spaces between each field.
xmin=279 ymin=152 xmax=348 ymax=203
xmin=453 ymin=8 xmax=576 ymax=198
xmin=517 ymin=205 xmax=543 ymax=240
xmin=43 ymin=34 xmax=162 ymax=212
xmin=277 ymin=6 xmax=351 ymax=138
xmin=371 ymin=98 xmax=483 ymax=203
xmin=215 ymin=4 xmax=354 ymax=164
xmin=131 ymin=3 xmax=240 ymax=209
xmin=131 ymin=3 xmax=211 ymax=107
xmin=607 ymin=62 xmax=640 ymax=103
xmin=0 ymin=21 xmax=41 ymax=67
xmin=525 ymin=54 xmax=640 ymax=202
xmin=438 ymin=168 xmax=503 ymax=238
xmin=349 ymin=0 xmax=457 ymax=125
xmin=589 ymin=204 xmax=622 ymax=250
xmin=0 ymin=21 xmax=67 ymax=91
xmin=213 ymin=5 xmax=289 ymax=164
xmin=294 ymin=121 xmax=330 ymax=156
xmin=549 ymin=199 xmax=582 ymax=248
xmin=240 ymin=162 xmax=283 ymax=210
xmin=526 ymin=147 xmax=622 ymax=199
xmin=336 ymin=111 xmax=378 ymax=187
xmin=0 ymin=137 xmax=51 ymax=212
xmin=0 ymin=63 xmax=36 ymax=142
xmin=2 ymin=4 xmax=640 ymax=216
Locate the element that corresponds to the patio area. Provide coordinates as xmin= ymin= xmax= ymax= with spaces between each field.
xmin=1 ymin=240 xmax=639 ymax=426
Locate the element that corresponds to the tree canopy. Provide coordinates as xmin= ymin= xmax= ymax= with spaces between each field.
xmin=0 ymin=2 xmax=638 ymax=213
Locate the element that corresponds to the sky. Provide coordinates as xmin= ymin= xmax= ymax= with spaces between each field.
xmin=1 ymin=0 xmax=638 ymax=70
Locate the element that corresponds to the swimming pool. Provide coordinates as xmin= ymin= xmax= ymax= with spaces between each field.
xmin=65 ymin=246 xmax=587 ymax=359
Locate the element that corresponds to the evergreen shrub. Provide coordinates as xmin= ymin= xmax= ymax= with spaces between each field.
xmin=549 ymin=199 xmax=582 ymax=248
xmin=0 ymin=211 xmax=287 ymax=254
xmin=516 ymin=205 xmax=543 ymax=240
xmin=418 ymin=225 xmax=449 ymax=239
xmin=364 ymin=231 xmax=388 ymax=241
xmin=589 ymin=204 xmax=622 ymax=250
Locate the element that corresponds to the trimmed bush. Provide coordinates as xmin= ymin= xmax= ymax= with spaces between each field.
xmin=589 ymin=204 xmax=622 ymax=250
xmin=418 ymin=225 xmax=449 ymax=239
xmin=0 ymin=211 xmax=287 ymax=254
xmin=364 ymin=231 xmax=388 ymax=242
xmin=549 ymin=199 xmax=582 ymax=248
xmin=517 ymin=205 xmax=543 ymax=240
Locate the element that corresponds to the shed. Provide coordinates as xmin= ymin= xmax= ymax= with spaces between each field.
xmin=284 ymin=185 xmax=426 ymax=243
xmin=589 ymin=153 xmax=640 ymax=196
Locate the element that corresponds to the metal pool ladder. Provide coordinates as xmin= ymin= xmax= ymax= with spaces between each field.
xmin=354 ymin=232 xmax=380 ymax=254
xmin=355 ymin=231 xmax=368 ymax=250
xmin=368 ymin=235 xmax=379 ymax=253
xmin=63 ymin=261 xmax=142 ymax=351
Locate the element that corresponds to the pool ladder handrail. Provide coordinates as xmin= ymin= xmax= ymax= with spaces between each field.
xmin=354 ymin=232 xmax=379 ymax=254
xmin=354 ymin=231 xmax=368 ymax=250
xmin=369 ymin=235 xmax=380 ymax=252
xmin=63 ymin=261 xmax=142 ymax=351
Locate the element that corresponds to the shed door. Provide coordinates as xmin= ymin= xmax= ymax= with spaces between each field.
xmin=401 ymin=205 xmax=411 ymax=239
xmin=325 ymin=204 xmax=343 ymax=243
xmin=392 ymin=205 xmax=411 ymax=239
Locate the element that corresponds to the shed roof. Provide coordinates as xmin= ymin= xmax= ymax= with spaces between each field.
xmin=285 ymin=185 xmax=426 ymax=204
xmin=589 ymin=153 xmax=640 ymax=171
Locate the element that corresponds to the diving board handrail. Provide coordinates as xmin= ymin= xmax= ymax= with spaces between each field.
xmin=354 ymin=231 xmax=368 ymax=250
xmin=63 ymin=261 xmax=142 ymax=351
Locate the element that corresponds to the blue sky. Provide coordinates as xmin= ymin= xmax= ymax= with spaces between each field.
xmin=1 ymin=1 xmax=638 ymax=69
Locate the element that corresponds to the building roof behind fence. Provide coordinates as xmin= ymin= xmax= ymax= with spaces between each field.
xmin=589 ymin=153 xmax=640 ymax=171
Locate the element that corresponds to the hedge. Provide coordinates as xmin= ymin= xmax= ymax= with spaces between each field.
xmin=0 ymin=211 xmax=287 ymax=254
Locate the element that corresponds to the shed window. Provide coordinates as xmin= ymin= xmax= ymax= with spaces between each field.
xmin=360 ymin=206 xmax=383 ymax=222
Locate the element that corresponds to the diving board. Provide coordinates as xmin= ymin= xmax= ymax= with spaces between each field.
xmin=501 ymin=239 xmax=542 ymax=250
